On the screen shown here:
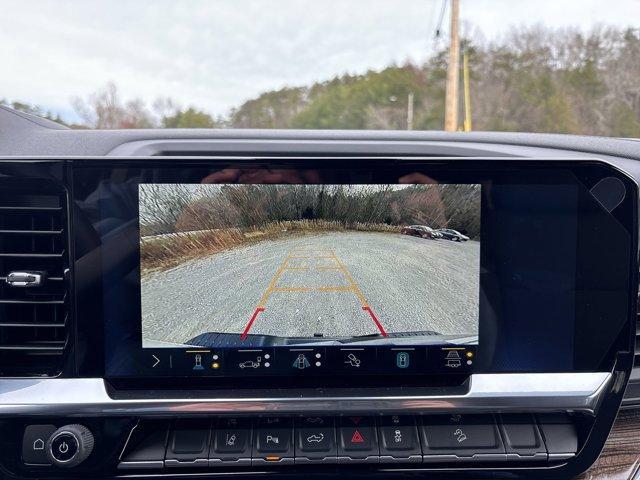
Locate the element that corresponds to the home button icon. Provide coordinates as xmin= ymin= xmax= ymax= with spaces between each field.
xmin=21 ymin=425 xmax=57 ymax=465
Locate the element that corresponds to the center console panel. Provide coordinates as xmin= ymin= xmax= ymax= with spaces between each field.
xmin=116 ymin=413 xmax=576 ymax=468
xmin=0 ymin=156 xmax=636 ymax=479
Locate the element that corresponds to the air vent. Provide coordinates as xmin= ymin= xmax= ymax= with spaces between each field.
xmin=0 ymin=180 xmax=69 ymax=376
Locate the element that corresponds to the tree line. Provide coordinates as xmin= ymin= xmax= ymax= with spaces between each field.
xmin=230 ymin=26 xmax=640 ymax=136
xmin=4 ymin=25 xmax=639 ymax=136
xmin=140 ymin=184 xmax=481 ymax=239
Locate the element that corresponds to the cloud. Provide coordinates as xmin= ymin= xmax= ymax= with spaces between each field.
xmin=0 ymin=0 xmax=637 ymax=123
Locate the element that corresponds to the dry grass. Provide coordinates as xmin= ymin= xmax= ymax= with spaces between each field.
xmin=140 ymin=220 xmax=401 ymax=277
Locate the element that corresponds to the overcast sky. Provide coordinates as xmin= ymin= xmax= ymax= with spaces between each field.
xmin=1 ymin=0 xmax=638 ymax=123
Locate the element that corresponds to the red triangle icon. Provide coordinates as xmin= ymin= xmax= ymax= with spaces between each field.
xmin=351 ymin=429 xmax=365 ymax=443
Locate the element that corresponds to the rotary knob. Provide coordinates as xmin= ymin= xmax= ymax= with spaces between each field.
xmin=46 ymin=424 xmax=94 ymax=468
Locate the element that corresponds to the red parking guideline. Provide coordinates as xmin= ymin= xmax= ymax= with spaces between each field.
xmin=362 ymin=306 xmax=387 ymax=337
xmin=241 ymin=307 xmax=266 ymax=340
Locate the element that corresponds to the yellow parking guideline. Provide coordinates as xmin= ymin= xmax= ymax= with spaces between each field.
xmin=329 ymin=250 xmax=369 ymax=308
xmin=254 ymin=247 xmax=370 ymax=310
xmin=257 ymin=255 xmax=292 ymax=306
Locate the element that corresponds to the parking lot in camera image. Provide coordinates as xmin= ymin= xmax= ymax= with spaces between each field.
xmin=140 ymin=184 xmax=480 ymax=347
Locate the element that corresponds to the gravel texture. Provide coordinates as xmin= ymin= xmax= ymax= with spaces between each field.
xmin=141 ymin=231 xmax=480 ymax=346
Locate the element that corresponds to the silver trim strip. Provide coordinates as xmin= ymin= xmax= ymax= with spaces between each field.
xmin=0 ymin=373 xmax=610 ymax=416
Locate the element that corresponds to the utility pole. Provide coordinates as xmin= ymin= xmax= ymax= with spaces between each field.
xmin=444 ymin=0 xmax=460 ymax=132
xmin=407 ymin=92 xmax=414 ymax=130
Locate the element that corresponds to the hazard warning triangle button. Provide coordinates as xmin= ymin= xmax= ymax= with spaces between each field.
xmin=344 ymin=427 xmax=370 ymax=449
xmin=339 ymin=417 xmax=375 ymax=454
xmin=351 ymin=429 xmax=365 ymax=443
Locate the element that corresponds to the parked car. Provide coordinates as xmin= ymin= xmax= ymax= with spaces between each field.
xmin=436 ymin=229 xmax=470 ymax=242
xmin=401 ymin=225 xmax=442 ymax=239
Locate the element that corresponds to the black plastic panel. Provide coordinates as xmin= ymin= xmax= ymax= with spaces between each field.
xmin=67 ymin=158 xmax=637 ymax=390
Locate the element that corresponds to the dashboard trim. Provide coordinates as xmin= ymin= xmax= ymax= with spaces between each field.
xmin=0 ymin=372 xmax=611 ymax=416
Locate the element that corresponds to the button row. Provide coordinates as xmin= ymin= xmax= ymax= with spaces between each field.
xmin=117 ymin=414 xmax=578 ymax=470
xmin=143 ymin=345 xmax=476 ymax=377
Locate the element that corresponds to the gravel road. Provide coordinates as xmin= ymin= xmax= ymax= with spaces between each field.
xmin=141 ymin=231 xmax=480 ymax=346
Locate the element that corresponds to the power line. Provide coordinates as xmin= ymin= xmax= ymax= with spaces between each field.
xmin=434 ymin=0 xmax=447 ymax=39
xmin=427 ymin=0 xmax=448 ymax=56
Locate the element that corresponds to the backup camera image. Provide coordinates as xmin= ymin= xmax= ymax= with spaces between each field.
xmin=139 ymin=183 xmax=481 ymax=348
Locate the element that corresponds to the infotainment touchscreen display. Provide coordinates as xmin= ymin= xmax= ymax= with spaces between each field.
xmin=139 ymin=184 xmax=480 ymax=354
xmin=73 ymin=159 xmax=635 ymax=384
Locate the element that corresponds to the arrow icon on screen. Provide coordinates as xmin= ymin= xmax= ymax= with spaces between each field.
xmin=152 ymin=355 xmax=160 ymax=368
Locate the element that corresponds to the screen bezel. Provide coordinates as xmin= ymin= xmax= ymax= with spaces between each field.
xmin=70 ymin=157 xmax=638 ymax=389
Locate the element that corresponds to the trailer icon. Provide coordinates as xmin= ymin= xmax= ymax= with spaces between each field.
xmin=445 ymin=350 xmax=462 ymax=368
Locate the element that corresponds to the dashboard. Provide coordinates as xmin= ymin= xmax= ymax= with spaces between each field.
xmin=1 ymin=106 xmax=640 ymax=479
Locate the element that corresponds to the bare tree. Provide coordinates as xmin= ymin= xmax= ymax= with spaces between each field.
xmin=72 ymin=82 xmax=154 ymax=129
xmin=139 ymin=184 xmax=201 ymax=235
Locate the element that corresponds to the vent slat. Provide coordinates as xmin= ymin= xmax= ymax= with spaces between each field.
xmin=0 ymin=253 xmax=64 ymax=258
xmin=0 ymin=206 xmax=62 ymax=211
xmin=0 ymin=299 xmax=65 ymax=305
xmin=0 ymin=323 xmax=66 ymax=328
xmin=0 ymin=181 xmax=69 ymax=377
xmin=0 ymin=229 xmax=62 ymax=235
xmin=0 ymin=343 xmax=65 ymax=351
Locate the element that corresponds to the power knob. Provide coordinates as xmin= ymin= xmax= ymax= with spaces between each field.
xmin=46 ymin=424 xmax=94 ymax=468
